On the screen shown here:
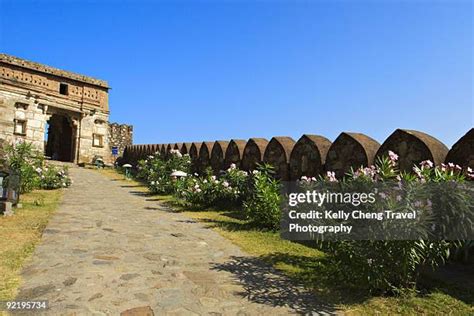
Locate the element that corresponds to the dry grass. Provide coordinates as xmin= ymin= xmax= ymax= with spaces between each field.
xmin=0 ymin=190 xmax=63 ymax=301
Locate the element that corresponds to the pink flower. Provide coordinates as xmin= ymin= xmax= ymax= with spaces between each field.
xmin=426 ymin=199 xmax=432 ymax=210
xmin=326 ymin=171 xmax=338 ymax=182
xmin=420 ymin=160 xmax=433 ymax=169
xmin=388 ymin=151 xmax=399 ymax=162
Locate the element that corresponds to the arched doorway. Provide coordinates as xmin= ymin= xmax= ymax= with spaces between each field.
xmin=45 ymin=114 xmax=75 ymax=162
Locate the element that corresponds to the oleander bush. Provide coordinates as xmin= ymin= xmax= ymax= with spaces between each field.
xmin=3 ymin=141 xmax=72 ymax=194
xmin=38 ymin=165 xmax=72 ymax=190
xmin=4 ymin=142 xmax=43 ymax=193
xmin=315 ymin=152 xmax=474 ymax=294
xmin=243 ymin=164 xmax=281 ymax=230
xmin=137 ymin=149 xmax=191 ymax=194
xmin=174 ymin=165 xmax=247 ymax=208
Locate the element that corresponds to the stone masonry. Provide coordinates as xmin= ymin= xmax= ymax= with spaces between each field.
xmin=0 ymin=53 xmax=131 ymax=164
xmin=109 ymin=123 xmax=133 ymax=158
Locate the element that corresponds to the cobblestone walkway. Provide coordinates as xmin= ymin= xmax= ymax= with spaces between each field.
xmin=16 ymin=167 xmax=334 ymax=315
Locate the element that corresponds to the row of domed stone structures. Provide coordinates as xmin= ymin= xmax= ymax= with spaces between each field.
xmin=121 ymin=128 xmax=473 ymax=181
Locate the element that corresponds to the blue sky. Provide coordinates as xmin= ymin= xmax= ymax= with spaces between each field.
xmin=1 ymin=0 xmax=472 ymax=147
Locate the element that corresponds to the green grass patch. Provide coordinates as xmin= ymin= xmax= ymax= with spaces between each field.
xmin=0 ymin=190 xmax=63 ymax=301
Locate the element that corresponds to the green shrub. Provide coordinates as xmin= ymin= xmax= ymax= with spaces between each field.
xmin=3 ymin=141 xmax=73 ymax=195
xmin=138 ymin=149 xmax=191 ymax=194
xmin=174 ymin=166 xmax=246 ymax=208
xmin=4 ymin=142 xmax=43 ymax=193
xmin=39 ymin=165 xmax=72 ymax=190
xmin=319 ymin=152 xmax=472 ymax=294
xmin=220 ymin=164 xmax=249 ymax=206
xmin=243 ymin=164 xmax=281 ymax=230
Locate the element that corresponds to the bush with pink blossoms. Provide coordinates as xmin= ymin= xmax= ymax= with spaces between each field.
xmin=317 ymin=151 xmax=473 ymax=294
xmin=174 ymin=165 xmax=247 ymax=208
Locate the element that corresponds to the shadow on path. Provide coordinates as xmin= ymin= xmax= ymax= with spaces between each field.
xmin=212 ymin=255 xmax=336 ymax=315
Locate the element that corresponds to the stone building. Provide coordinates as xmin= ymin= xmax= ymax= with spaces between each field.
xmin=0 ymin=53 xmax=132 ymax=164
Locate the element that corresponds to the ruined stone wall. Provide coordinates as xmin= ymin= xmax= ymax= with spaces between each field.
xmin=108 ymin=123 xmax=133 ymax=158
xmin=122 ymin=128 xmax=473 ymax=180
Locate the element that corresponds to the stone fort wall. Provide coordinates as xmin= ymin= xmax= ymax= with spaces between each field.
xmin=121 ymin=128 xmax=473 ymax=180
xmin=109 ymin=123 xmax=133 ymax=158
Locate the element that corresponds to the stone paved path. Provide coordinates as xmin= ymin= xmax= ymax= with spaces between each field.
xmin=16 ymin=167 xmax=334 ymax=315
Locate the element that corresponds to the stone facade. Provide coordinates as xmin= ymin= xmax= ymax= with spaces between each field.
xmin=0 ymin=54 xmax=131 ymax=164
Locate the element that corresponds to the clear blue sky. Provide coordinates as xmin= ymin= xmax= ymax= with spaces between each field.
xmin=1 ymin=0 xmax=472 ymax=147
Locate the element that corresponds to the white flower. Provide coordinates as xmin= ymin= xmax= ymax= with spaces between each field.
xmin=211 ymin=176 xmax=217 ymax=181
xmin=223 ymin=181 xmax=229 ymax=188
xmin=252 ymin=170 xmax=259 ymax=175
xmin=170 ymin=149 xmax=182 ymax=157
xmin=396 ymin=195 xmax=402 ymax=202
xmin=326 ymin=171 xmax=338 ymax=182
xmin=196 ymin=188 xmax=202 ymax=193
xmin=203 ymin=180 xmax=208 ymax=183
xmin=300 ymin=176 xmax=308 ymax=181
xmin=229 ymin=163 xmax=236 ymax=170
xmin=420 ymin=160 xmax=433 ymax=169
